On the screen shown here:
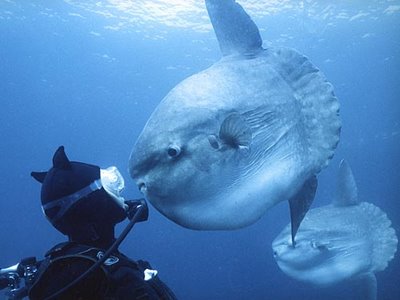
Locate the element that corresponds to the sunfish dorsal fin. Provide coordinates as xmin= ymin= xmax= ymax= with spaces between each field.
xmin=205 ymin=0 xmax=263 ymax=56
xmin=334 ymin=159 xmax=358 ymax=206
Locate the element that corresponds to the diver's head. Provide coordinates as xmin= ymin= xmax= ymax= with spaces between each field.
xmin=31 ymin=146 xmax=127 ymax=242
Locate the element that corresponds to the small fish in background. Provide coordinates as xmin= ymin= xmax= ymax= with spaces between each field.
xmin=272 ymin=160 xmax=398 ymax=300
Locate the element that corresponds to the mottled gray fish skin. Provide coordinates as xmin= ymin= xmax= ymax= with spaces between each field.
xmin=129 ymin=0 xmax=340 ymax=230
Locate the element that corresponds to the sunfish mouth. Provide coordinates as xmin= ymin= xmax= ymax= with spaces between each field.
xmin=137 ymin=181 xmax=170 ymax=199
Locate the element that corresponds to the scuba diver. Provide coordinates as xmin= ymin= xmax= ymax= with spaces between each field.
xmin=0 ymin=146 xmax=177 ymax=300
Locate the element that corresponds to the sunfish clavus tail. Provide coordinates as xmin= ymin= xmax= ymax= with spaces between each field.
xmin=129 ymin=0 xmax=341 ymax=235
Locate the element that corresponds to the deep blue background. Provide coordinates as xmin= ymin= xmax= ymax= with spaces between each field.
xmin=0 ymin=1 xmax=399 ymax=299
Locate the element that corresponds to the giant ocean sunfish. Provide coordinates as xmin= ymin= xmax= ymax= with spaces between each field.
xmin=272 ymin=160 xmax=398 ymax=300
xmin=129 ymin=0 xmax=341 ymax=236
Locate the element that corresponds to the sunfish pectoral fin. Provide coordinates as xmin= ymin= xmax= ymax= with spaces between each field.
xmin=357 ymin=273 xmax=377 ymax=300
xmin=219 ymin=113 xmax=252 ymax=149
xmin=205 ymin=0 xmax=263 ymax=56
xmin=288 ymin=175 xmax=318 ymax=246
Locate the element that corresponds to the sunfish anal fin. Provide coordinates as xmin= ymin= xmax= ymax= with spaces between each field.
xmin=205 ymin=0 xmax=263 ymax=56
xmin=357 ymin=273 xmax=377 ymax=300
xmin=219 ymin=113 xmax=252 ymax=149
xmin=288 ymin=175 xmax=318 ymax=246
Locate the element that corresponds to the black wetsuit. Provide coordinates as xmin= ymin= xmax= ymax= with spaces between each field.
xmin=28 ymin=242 xmax=177 ymax=300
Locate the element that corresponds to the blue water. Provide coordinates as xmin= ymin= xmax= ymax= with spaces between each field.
xmin=0 ymin=1 xmax=399 ymax=299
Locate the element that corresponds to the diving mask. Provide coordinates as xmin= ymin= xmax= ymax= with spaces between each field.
xmin=42 ymin=166 xmax=127 ymax=222
xmin=100 ymin=166 xmax=126 ymax=208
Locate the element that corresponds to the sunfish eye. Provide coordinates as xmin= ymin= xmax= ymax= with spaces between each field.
xmin=167 ymin=145 xmax=181 ymax=158
xmin=310 ymin=241 xmax=328 ymax=251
